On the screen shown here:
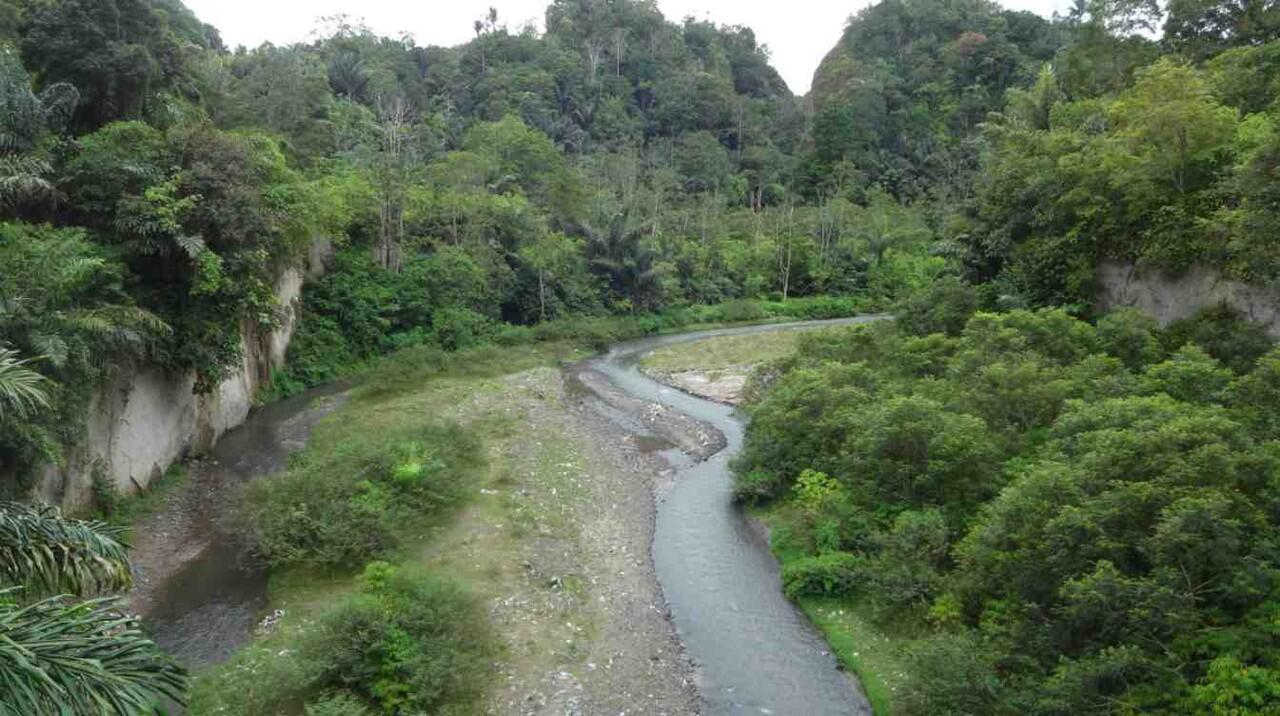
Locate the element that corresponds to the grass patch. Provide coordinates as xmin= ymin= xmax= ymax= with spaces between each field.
xmin=641 ymin=330 xmax=805 ymax=374
xmin=800 ymin=596 xmax=911 ymax=715
xmin=754 ymin=505 xmax=914 ymax=715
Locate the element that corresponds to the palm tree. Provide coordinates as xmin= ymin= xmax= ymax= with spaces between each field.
xmin=0 ymin=348 xmax=47 ymax=420
xmin=0 ymin=342 xmax=184 ymax=714
xmin=0 ymin=500 xmax=187 ymax=713
xmin=576 ymin=209 xmax=664 ymax=310
xmin=0 ymin=590 xmax=186 ymax=714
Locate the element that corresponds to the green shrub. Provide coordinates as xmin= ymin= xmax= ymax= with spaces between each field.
xmin=305 ymin=693 xmax=374 ymax=716
xmin=895 ymin=277 xmax=978 ymax=337
xmin=781 ymin=552 xmax=864 ymax=599
xmin=241 ymin=423 xmax=481 ymax=569
xmin=430 ymin=307 xmax=497 ymax=352
xmin=1163 ymin=305 xmax=1273 ymax=373
xmin=898 ymin=632 xmax=1003 ymax=716
xmin=1097 ymin=308 xmax=1165 ymax=369
xmin=190 ymin=566 xmax=491 ymax=716
xmin=305 ymin=566 xmax=492 ymax=715
xmin=717 ymin=299 xmax=768 ymax=322
xmin=188 ymin=640 xmax=318 ymax=715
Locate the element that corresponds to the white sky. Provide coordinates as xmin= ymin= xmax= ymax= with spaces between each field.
xmin=184 ymin=0 xmax=1066 ymax=94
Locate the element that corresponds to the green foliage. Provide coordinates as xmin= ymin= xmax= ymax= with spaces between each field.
xmin=741 ymin=305 xmax=1280 ymax=712
xmin=0 ymin=501 xmax=185 ymax=714
xmin=781 ymin=552 xmax=864 ymax=600
xmin=190 ymin=567 xmax=491 ymax=716
xmin=241 ymin=423 xmax=482 ymax=570
xmin=305 ymin=566 xmax=491 ymax=714
xmin=962 ymin=43 xmax=1280 ymax=300
xmin=0 ymin=222 xmax=166 ymax=485
xmin=896 ymin=276 xmax=979 ymax=337
xmin=0 ymin=590 xmax=186 ymax=715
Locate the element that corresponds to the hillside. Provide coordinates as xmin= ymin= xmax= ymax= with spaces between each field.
xmin=1 ymin=0 xmax=1278 ymax=714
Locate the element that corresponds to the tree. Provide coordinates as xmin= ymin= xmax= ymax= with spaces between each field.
xmin=20 ymin=0 xmax=205 ymax=130
xmin=517 ymin=232 xmax=585 ymax=320
xmin=1109 ymin=58 xmax=1237 ymax=195
xmin=0 ymin=501 xmax=185 ymax=712
xmin=1165 ymin=0 xmax=1280 ymax=58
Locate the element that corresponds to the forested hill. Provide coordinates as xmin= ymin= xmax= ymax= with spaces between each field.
xmin=806 ymin=0 xmax=1060 ymax=199
xmin=2 ymin=0 xmax=1278 ymax=489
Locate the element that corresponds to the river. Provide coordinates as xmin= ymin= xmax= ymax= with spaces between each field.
xmin=144 ymin=318 xmax=878 ymax=714
xmin=589 ymin=317 xmax=881 ymax=715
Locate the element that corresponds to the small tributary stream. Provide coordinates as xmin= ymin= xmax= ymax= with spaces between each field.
xmin=144 ymin=318 xmax=880 ymax=714
xmin=589 ymin=317 xmax=882 ymax=715
xmin=140 ymin=383 xmax=347 ymax=666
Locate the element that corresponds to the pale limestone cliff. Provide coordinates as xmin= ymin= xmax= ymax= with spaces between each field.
xmin=1096 ymin=260 xmax=1280 ymax=339
xmin=34 ymin=249 xmax=324 ymax=510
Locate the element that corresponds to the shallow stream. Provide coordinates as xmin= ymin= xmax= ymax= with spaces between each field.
xmin=144 ymin=318 xmax=880 ymax=714
xmin=589 ymin=318 xmax=882 ymax=715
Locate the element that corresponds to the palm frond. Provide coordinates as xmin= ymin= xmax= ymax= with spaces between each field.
xmin=0 ymin=349 xmax=49 ymax=420
xmin=25 ymin=334 xmax=67 ymax=370
xmin=0 ymin=155 xmax=54 ymax=209
xmin=173 ymin=234 xmax=206 ymax=259
xmin=0 ymin=502 xmax=131 ymax=596
xmin=0 ymin=590 xmax=186 ymax=714
xmin=53 ymin=257 xmax=109 ymax=297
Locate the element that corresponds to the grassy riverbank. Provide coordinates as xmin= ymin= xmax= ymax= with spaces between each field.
xmin=756 ymin=502 xmax=915 ymax=715
xmin=190 ymin=342 xmax=585 ymax=714
xmin=640 ymin=330 xmax=804 ymax=374
xmin=638 ymin=327 xmax=912 ymax=714
xmin=189 ymin=334 xmax=700 ymax=714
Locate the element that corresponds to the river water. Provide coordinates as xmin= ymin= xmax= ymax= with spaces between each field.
xmin=589 ymin=318 xmax=882 ymax=716
xmin=145 ymin=319 xmax=879 ymax=714
xmin=143 ymin=383 xmax=346 ymax=665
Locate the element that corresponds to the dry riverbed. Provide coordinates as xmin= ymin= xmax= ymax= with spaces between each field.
xmin=132 ymin=324 xmax=852 ymax=713
xmin=413 ymin=366 xmax=700 ymax=715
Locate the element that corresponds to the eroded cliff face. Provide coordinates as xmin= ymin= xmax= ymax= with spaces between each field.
xmin=1097 ymin=260 xmax=1280 ymax=338
xmin=34 ymin=244 xmax=326 ymax=510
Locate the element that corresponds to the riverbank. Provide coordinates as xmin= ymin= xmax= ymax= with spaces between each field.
xmin=139 ymin=317 xmax=877 ymax=714
xmin=176 ymin=340 xmax=701 ymax=714
xmin=636 ymin=324 xmax=908 ymax=714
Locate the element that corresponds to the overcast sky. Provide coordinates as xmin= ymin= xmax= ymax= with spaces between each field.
xmin=184 ymin=0 xmax=1067 ymax=94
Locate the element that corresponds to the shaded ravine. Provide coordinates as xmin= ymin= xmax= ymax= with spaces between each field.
xmin=133 ymin=382 xmax=347 ymax=666
xmin=586 ymin=317 xmax=885 ymax=716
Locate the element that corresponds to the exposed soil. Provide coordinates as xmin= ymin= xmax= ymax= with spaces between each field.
xmin=417 ymin=367 xmax=703 ymax=715
xmin=637 ymin=367 xmax=750 ymax=405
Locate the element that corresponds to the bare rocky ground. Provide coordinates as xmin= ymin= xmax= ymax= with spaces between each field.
xmin=636 ymin=366 xmax=749 ymax=405
xmin=417 ymin=366 xmax=704 ymax=716
xmin=128 ymin=363 xmax=708 ymax=714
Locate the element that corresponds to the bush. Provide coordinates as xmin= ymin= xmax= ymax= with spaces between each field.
xmin=430 ymin=307 xmax=497 ymax=351
xmin=1163 ymin=305 xmax=1273 ymax=373
xmin=1097 ymin=308 xmax=1164 ymax=369
xmin=895 ymin=277 xmax=978 ymax=337
xmin=716 ymin=298 xmax=768 ymax=322
xmin=305 ymin=566 xmax=492 ymax=715
xmin=781 ymin=552 xmax=864 ymax=599
xmin=190 ymin=566 xmax=492 ymax=716
xmin=898 ymin=632 xmax=1004 ymax=716
xmin=188 ymin=640 xmax=319 ymax=715
xmin=241 ymin=423 xmax=482 ymax=569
